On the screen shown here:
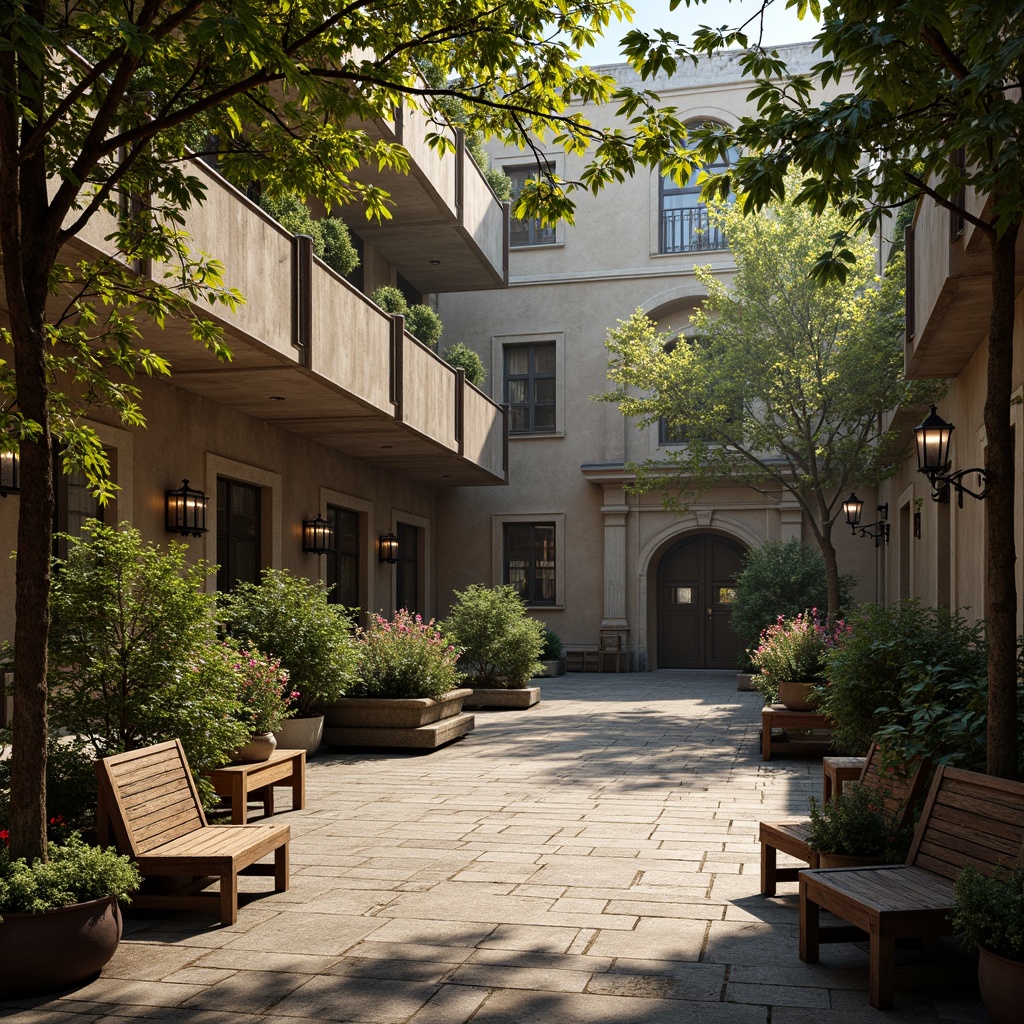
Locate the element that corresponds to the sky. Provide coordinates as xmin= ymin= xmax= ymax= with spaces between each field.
xmin=575 ymin=0 xmax=821 ymax=66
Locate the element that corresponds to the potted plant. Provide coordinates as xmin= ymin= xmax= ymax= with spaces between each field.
xmin=751 ymin=610 xmax=847 ymax=710
xmin=806 ymin=783 xmax=914 ymax=868
xmin=324 ymin=609 xmax=472 ymax=750
xmin=440 ymin=585 xmax=545 ymax=707
xmin=0 ymin=832 xmax=141 ymax=996
xmin=952 ymin=865 xmax=1024 ymax=1023
xmin=228 ymin=646 xmax=295 ymax=762
xmin=219 ymin=568 xmax=358 ymax=755
xmin=536 ymin=626 xmax=566 ymax=679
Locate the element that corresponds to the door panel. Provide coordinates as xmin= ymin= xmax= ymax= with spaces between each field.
xmin=658 ymin=534 xmax=745 ymax=669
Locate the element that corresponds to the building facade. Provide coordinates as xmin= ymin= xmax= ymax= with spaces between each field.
xmin=436 ymin=43 xmax=880 ymax=670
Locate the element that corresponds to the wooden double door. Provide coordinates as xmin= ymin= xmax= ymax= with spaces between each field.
xmin=657 ymin=534 xmax=745 ymax=669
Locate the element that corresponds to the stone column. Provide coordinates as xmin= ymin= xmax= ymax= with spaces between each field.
xmin=601 ymin=486 xmax=629 ymax=631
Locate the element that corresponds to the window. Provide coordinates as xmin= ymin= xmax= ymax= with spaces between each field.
xmin=53 ymin=453 xmax=102 ymax=559
xmin=659 ymin=135 xmax=737 ymax=254
xmin=326 ymin=505 xmax=359 ymax=608
xmin=395 ymin=522 xmax=419 ymax=615
xmin=505 ymin=165 xmax=557 ymax=247
xmin=217 ymin=478 xmax=261 ymax=591
xmin=505 ymin=342 xmax=555 ymax=434
xmin=504 ymin=522 xmax=555 ymax=605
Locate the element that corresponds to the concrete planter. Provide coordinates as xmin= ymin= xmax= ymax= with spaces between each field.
xmin=324 ymin=689 xmax=474 ymax=750
xmin=274 ymin=715 xmax=324 ymax=756
xmin=534 ymin=658 xmax=566 ymax=678
xmin=464 ymin=686 xmax=541 ymax=710
xmin=736 ymin=672 xmax=758 ymax=692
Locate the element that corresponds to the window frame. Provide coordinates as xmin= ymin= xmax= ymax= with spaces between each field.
xmin=492 ymin=512 xmax=565 ymax=608
xmin=504 ymin=341 xmax=557 ymax=435
xmin=503 ymin=163 xmax=558 ymax=248
xmin=216 ymin=476 xmax=262 ymax=592
xmin=503 ymin=521 xmax=557 ymax=607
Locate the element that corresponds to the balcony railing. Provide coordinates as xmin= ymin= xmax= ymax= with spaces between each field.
xmin=659 ymin=207 xmax=727 ymax=254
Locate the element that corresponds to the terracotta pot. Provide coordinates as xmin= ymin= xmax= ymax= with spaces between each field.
xmin=778 ymin=680 xmax=820 ymax=711
xmin=0 ymin=894 xmax=122 ymax=996
xmin=816 ymin=851 xmax=885 ymax=869
xmin=274 ymin=715 xmax=324 ymax=755
xmin=232 ymin=731 xmax=277 ymax=763
xmin=977 ymin=945 xmax=1024 ymax=1024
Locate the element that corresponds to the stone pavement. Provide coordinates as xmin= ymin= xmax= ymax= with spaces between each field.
xmin=2 ymin=671 xmax=989 ymax=1023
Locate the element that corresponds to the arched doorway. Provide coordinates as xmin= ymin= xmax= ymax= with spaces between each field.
xmin=657 ymin=533 xmax=745 ymax=669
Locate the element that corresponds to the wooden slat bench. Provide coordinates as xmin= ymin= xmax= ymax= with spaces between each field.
xmin=96 ymin=739 xmax=290 ymax=926
xmin=799 ymin=765 xmax=1024 ymax=1009
xmin=760 ymin=744 xmax=927 ymax=896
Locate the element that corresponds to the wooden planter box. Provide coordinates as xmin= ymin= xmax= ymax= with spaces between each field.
xmin=464 ymin=686 xmax=541 ymax=710
xmin=324 ymin=689 xmax=474 ymax=750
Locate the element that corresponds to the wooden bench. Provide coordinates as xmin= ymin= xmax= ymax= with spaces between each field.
xmin=761 ymin=704 xmax=835 ymax=761
xmin=823 ymin=755 xmax=867 ymax=803
xmin=207 ymin=748 xmax=306 ymax=825
xmin=760 ymin=744 xmax=926 ymax=896
xmin=96 ymin=739 xmax=290 ymax=926
xmin=799 ymin=765 xmax=1024 ymax=1009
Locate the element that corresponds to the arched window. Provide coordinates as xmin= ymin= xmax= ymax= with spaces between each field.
xmin=659 ymin=125 xmax=737 ymax=254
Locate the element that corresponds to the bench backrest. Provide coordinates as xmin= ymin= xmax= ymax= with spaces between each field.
xmin=908 ymin=765 xmax=1024 ymax=880
xmin=858 ymin=743 xmax=929 ymax=830
xmin=95 ymin=739 xmax=207 ymax=856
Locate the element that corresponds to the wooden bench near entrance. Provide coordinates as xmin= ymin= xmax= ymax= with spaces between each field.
xmin=799 ymin=765 xmax=1024 ymax=1009
xmin=96 ymin=739 xmax=290 ymax=926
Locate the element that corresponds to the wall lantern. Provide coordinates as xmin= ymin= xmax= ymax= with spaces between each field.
xmin=302 ymin=515 xmax=334 ymax=555
xmin=843 ymin=492 xmax=889 ymax=547
xmin=165 ymin=479 xmax=209 ymax=536
xmin=0 ymin=449 xmax=19 ymax=496
xmin=379 ymin=531 xmax=399 ymax=564
xmin=913 ymin=405 xmax=987 ymax=506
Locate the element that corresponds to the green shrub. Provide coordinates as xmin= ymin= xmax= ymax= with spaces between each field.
xmin=0 ymin=833 xmax=141 ymax=919
xmin=258 ymin=191 xmax=359 ymax=277
xmin=219 ymin=568 xmax=357 ymax=716
xmin=539 ymin=626 xmax=563 ymax=660
xmin=227 ymin=644 xmax=295 ymax=733
xmin=821 ymin=601 xmax=989 ymax=763
xmin=442 ymin=342 xmax=487 ymax=386
xmin=442 ymin=584 xmax=544 ymax=689
xmin=47 ymin=523 xmax=249 ymax=796
xmin=369 ymin=285 xmax=407 ymax=314
xmin=369 ymin=286 xmax=443 ymax=349
xmin=731 ymin=540 xmax=856 ymax=671
xmin=807 ymin=783 xmax=913 ymax=861
xmin=350 ymin=610 xmax=462 ymax=699
xmin=953 ymin=865 xmax=1024 ymax=959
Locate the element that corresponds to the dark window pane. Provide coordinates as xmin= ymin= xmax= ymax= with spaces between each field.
xmin=217 ymin=478 xmax=261 ymax=592
xmin=503 ymin=522 xmax=556 ymax=605
xmin=505 ymin=166 xmax=557 ymax=247
xmin=505 ymin=342 xmax=556 ymax=435
xmin=326 ymin=505 xmax=360 ymax=608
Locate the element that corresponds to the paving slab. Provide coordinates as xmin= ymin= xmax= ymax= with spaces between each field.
xmin=0 ymin=671 xmax=985 ymax=1022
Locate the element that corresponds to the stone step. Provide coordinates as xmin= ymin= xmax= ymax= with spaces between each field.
xmin=324 ymin=711 xmax=475 ymax=750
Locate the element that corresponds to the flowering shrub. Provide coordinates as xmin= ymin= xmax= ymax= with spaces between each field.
xmin=350 ymin=609 xmax=462 ymax=700
xmin=807 ymin=783 xmax=913 ymax=861
xmin=230 ymin=647 xmax=295 ymax=734
xmin=751 ymin=610 xmax=848 ymax=702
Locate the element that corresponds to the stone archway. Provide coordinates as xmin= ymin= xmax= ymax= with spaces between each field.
xmin=656 ymin=532 xmax=746 ymax=669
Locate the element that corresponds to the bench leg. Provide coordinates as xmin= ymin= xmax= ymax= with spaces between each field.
xmin=869 ymin=925 xmax=896 ymax=1010
xmin=231 ymin=776 xmax=247 ymax=825
xmin=761 ymin=841 xmax=777 ymax=897
xmin=799 ymin=880 xmax=820 ymax=963
xmin=274 ymin=842 xmax=289 ymax=892
xmin=293 ymin=755 xmax=306 ymax=811
xmin=220 ymin=872 xmax=238 ymax=926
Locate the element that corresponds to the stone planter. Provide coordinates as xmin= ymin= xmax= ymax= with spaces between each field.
xmin=464 ymin=686 xmax=541 ymax=710
xmin=977 ymin=945 xmax=1024 ymax=1024
xmin=0 ymin=895 xmax=122 ymax=996
xmin=274 ymin=715 xmax=324 ymax=756
xmin=232 ymin=731 xmax=277 ymax=763
xmin=534 ymin=658 xmax=566 ymax=678
xmin=737 ymin=672 xmax=757 ymax=692
xmin=778 ymin=680 xmax=820 ymax=712
xmin=324 ymin=689 xmax=474 ymax=750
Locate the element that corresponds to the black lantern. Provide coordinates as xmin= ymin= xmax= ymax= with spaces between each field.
xmin=0 ymin=449 xmax=18 ymax=496
xmin=912 ymin=406 xmax=987 ymax=506
xmin=165 ymin=479 xmax=209 ymax=536
xmin=379 ymin=531 xmax=398 ymax=564
xmin=302 ymin=515 xmax=334 ymax=555
xmin=844 ymin=492 xmax=889 ymax=546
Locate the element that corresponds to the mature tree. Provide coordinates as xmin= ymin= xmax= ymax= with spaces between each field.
xmin=0 ymin=0 xmax=699 ymax=861
xmin=603 ymin=189 xmax=931 ymax=619
xmin=625 ymin=0 xmax=1022 ymax=777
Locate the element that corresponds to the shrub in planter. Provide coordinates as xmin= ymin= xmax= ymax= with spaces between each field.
xmin=349 ymin=609 xmax=462 ymax=699
xmin=750 ymin=611 xmax=847 ymax=706
xmin=540 ymin=627 xmax=563 ymax=661
xmin=47 ymin=523 xmax=249 ymax=801
xmin=807 ymin=783 xmax=914 ymax=862
xmin=820 ymin=601 xmax=990 ymax=763
xmin=953 ymin=864 xmax=1024 ymax=962
xmin=369 ymin=286 xmax=443 ymax=349
xmin=258 ymin=191 xmax=359 ymax=277
xmin=219 ymin=568 xmax=358 ymax=716
xmin=441 ymin=584 xmax=544 ymax=689
xmin=731 ymin=539 xmax=856 ymax=671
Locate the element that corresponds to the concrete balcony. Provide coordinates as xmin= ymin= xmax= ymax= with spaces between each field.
xmin=348 ymin=101 xmax=508 ymax=294
xmin=906 ymin=186 xmax=1024 ymax=379
xmin=58 ymin=159 xmax=508 ymax=487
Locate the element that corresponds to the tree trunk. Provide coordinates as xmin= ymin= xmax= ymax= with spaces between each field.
xmin=984 ymin=224 xmax=1019 ymax=780
xmin=818 ymin=518 xmax=843 ymax=623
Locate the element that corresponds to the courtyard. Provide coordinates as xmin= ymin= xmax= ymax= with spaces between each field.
xmin=2 ymin=671 xmax=987 ymax=1023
